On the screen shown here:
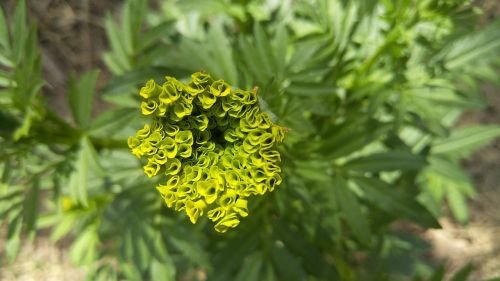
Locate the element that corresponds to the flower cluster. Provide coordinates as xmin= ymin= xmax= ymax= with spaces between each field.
xmin=128 ymin=72 xmax=286 ymax=233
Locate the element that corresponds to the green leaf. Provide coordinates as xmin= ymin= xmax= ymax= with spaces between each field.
xmin=274 ymin=24 xmax=288 ymax=76
xmin=138 ymin=21 xmax=174 ymax=52
xmin=446 ymin=184 xmax=469 ymax=224
xmin=253 ymin=24 xmax=275 ymax=78
xmin=68 ymin=70 xmax=99 ymax=129
xmin=6 ymin=235 xmax=21 ymax=262
xmin=333 ymin=176 xmax=371 ymax=246
xmin=122 ymin=0 xmax=134 ymax=56
xmin=271 ymin=242 xmax=307 ymax=281
xmin=12 ymin=0 xmax=27 ymax=64
xmin=90 ymin=108 xmax=136 ymax=137
xmin=51 ymin=214 xmax=77 ymax=241
xmin=6 ymin=210 xmax=23 ymax=261
xmin=352 ymin=176 xmax=440 ymax=228
xmin=344 ymin=152 xmax=426 ymax=172
xmin=274 ymin=221 xmax=339 ymax=279
xmin=318 ymin=119 xmax=390 ymax=160
xmin=23 ymin=179 xmax=40 ymax=237
xmin=69 ymin=137 xmax=100 ymax=207
xmin=0 ymin=5 xmax=9 ymax=51
xmin=432 ymin=125 xmax=500 ymax=157
xmin=450 ymin=263 xmax=474 ymax=281
xmin=207 ymin=23 xmax=238 ymax=84
xmin=69 ymin=226 xmax=99 ymax=265
xmin=150 ymin=258 xmax=175 ymax=281
xmin=235 ymin=252 xmax=263 ymax=281
xmin=428 ymin=156 xmax=470 ymax=183
xmin=104 ymin=13 xmax=131 ymax=73
xmin=429 ymin=264 xmax=446 ymax=281
xmin=101 ymin=66 xmax=173 ymax=97
xmin=287 ymin=82 xmax=337 ymax=96
xmin=442 ymin=20 xmax=500 ymax=70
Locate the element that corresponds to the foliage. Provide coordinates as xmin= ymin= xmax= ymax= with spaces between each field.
xmin=1 ymin=0 xmax=500 ymax=280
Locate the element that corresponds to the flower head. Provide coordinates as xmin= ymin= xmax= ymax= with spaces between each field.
xmin=129 ymin=72 xmax=286 ymax=233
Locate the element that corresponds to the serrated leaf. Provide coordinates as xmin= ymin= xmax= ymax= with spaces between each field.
xmin=68 ymin=70 xmax=99 ymax=129
xmin=344 ymin=152 xmax=426 ymax=172
xmin=432 ymin=125 xmax=500 ymax=157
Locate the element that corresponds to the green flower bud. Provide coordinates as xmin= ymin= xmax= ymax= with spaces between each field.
xmin=197 ymin=179 xmax=220 ymax=204
xmin=207 ymin=206 xmax=226 ymax=222
xmin=159 ymin=137 xmax=177 ymax=158
xmin=214 ymin=212 xmax=240 ymax=233
xmin=159 ymin=81 xmax=181 ymax=104
xmin=210 ymin=80 xmax=231 ymax=97
xmin=197 ymin=92 xmax=217 ymax=109
xmin=191 ymin=71 xmax=212 ymax=86
xmin=140 ymin=80 xmax=162 ymax=99
xmin=136 ymin=124 xmax=152 ymax=139
xmin=175 ymin=130 xmax=194 ymax=145
xmin=144 ymin=160 xmax=161 ymax=178
xmin=177 ymin=143 xmax=192 ymax=158
xmin=129 ymin=72 xmax=286 ymax=233
xmin=165 ymin=158 xmax=181 ymax=175
xmin=186 ymin=199 xmax=207 ymax=224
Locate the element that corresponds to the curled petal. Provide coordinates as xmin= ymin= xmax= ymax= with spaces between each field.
xmin=210 ymin=80 xmax=231 ymax=97
xmin=140 ymin=80 xmax=162 ymax=99
xmin=197 ymin=92 xmax=217 ymax=109
xmin=144 ymin=160 xmax=161 ymax=178
xmin=141 ymin=99 xmax=159 ymax=116
xmin=214 ymin=212 xmax=240 ymax=233
xmin=175 ymin=130 xmax=194 ymax=145
xmin=165 ymin=158 xmax=182 ymax=175
xmin=177 ymin=143 xmax=192 ymax=158
xmin=160 ymin=81 xmax=181 ymax=104
xmin=186 ymin=199 xmax=207 ymax=224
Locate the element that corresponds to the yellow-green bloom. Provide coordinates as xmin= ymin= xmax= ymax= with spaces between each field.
xmin=128 ymin=72 xmax=286 ymax=232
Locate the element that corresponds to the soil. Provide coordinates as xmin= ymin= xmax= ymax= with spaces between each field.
xmin=0 ymin=0 xmax=499 ymax=280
